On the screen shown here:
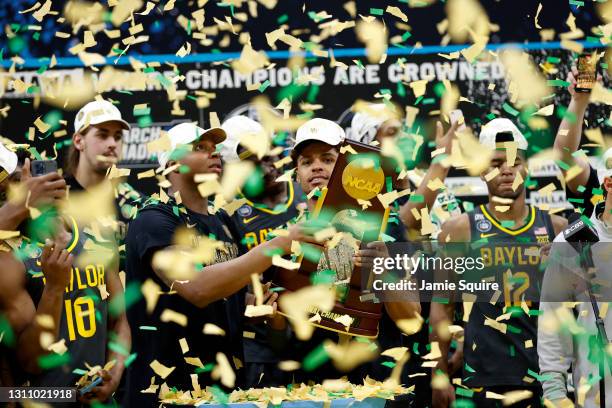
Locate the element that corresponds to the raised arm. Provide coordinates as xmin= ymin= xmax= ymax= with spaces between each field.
xmin=14 ymin=242 xmax=72 ymax=374
xmin=150 ymin=225 xmax=314 ymax=308
xmin=0 ymin=159 xmax=67 ymax=231
xmin=553 ymin=68 xmax=593 ymax=193
xmin=400 ymin=121 xmax=458 ymax=234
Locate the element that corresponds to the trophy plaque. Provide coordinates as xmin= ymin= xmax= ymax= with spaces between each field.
xmin=276 ymin=140 xmax=395 ymax=338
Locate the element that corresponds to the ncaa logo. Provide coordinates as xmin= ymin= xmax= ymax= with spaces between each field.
xmin=476 ymin=219 xmax=492 ymax=232
xmin=238 ymin=205 xmax=253 ymax=217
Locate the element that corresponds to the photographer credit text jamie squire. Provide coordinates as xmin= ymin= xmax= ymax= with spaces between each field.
xmin=370 ymin=253 xmax=499 ymax=292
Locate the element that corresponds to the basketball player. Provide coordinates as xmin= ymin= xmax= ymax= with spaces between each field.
xmin=430 ymin=118 xmax=567 ymax=408
xmin=220 ymin=115 xmax=304 ymax=388
xmin=66 ymin=99 xmax=143 ymax=265
xmin=123 ymin=122 xmax=317 ymax=406
xmin=0 ymin=164 xmax=129 ymax=405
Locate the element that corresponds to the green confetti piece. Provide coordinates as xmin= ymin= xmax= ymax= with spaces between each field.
xmin=501 ymin=220 xmax=516 ymax=228
xmin=156 ymin=73 xmax=172 ymax=88
xmin=125 ymin=353 xmax=137 ymax=367
xmin=454 ymin=399 xmax=475 ymax=408
xmin=108 ymin=341 xmax=130 ymax=356
xmin=370 ymin=7 xmax=384 ymax=15
xmin=577 ymin=185 xmax=587 ymax=193
xmin=210 ymin=385 xmax=229 ymax=404
xmin=38 ymin=352 xmax=71 ymax=370
xmin=258 ymin=80 xmax=271 ymax=93
xmin=311 ymin=269 xmax=336 ymax=285
xmin=593 ymin=187 xmax=604 ymax=195
xmin=502 ymin=102 xmax=520 ymax=116
xmin=555 ymin=160 xmax=570 ymax=171
xmin=277 ymin=14 xmax=289 ymax=24
xmin=586 ymin=36 xmax=601 ymax=44
xmin=301 ymin=243 xmax=323 ymax=263
xmin=409 ymin=194 xmax=424 ymax=203
xmin=380 ymin=233 xmax=396 ymax=243
xmin=569 ymin=0 xmax=584 ymax=6
xmin=0 ymin=315 xmax=15 ymax=347
xmin=139 ymin=325 xmax=157 ymax=331
xmin=303 ymin=343 xmax=329 ymax=371
xmin=455 ymin=387 xmax=474 ymax=398
xmin=464 ymin=363 xmax=476 ymax=373
xmin=133 ymin=107 xmax=151 ymax=116
xmin=381 ymin=361 xmax=396 ymax=368
xmin=73 ymin=368 xmax=88 ymax=375
xmin=547 ymin=79 xmax=571 ymax=87
xmin=528 ymin=309 xmax=543 ymax=316
xmin=509 ymin=345 xmax=516 ymax=357
xmin=307 ymin=84 xmax=320 ymax=103
xmin=527 ymin=368 xmax=541 ymax=380
xmin=396 ymin=81 xmax=406 ymax=97
xmin=137 ymin=116 xmax=152 ymax=128
xmin=401 ymin=31 xmax=412 ymax=41
xmin=546 ymin=56 xmax=561 ymax=64
xmin=109 ymin=282 xmax=142 ymax=316
xmin=432 ymin=297 xmax=449 ymax=304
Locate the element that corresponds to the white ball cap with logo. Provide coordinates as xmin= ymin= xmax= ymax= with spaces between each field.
xmin=293 ymin=118 xmax=345 ymax=153
xmin=157 ymin=122 xmax=226 ymax=168
xmin=74 ymin=100 xmax=130 ymax=133
xmin=220 ymin=115 xmax=265 ymax=163
xmin=479 ymin=118 xmax=528 ymax=150
xmin=0 ymin=141 xmax=17 ymax=176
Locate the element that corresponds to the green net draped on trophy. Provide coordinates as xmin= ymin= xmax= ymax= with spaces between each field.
xmin=276 ymin=140 xmax=397 ymax=338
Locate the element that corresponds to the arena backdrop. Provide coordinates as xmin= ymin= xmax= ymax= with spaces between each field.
xmin=1 ymin=43 xmax=610 ymax=211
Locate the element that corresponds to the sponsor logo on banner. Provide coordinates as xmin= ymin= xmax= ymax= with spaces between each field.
xmin=528 ymin=190 xmax=571 ymax=209
xmin=120 ymin=121 xmax=181 ymax=167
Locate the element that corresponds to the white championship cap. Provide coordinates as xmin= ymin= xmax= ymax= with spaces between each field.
xmin=74 ymin=100 xmax=130 ymax=133
xmin=292 ymin=118 xmax=345 ymax=156
xmin=348 ymin=104 xmax=396 ymax=145
xmin=157 ymin=122 xmax=226 ymax=168
xmin=220 ymin=115 xmax=266 ymax=163
xmin=0 ymin=141 xmax=18 ymax=178
xmin=479 ymin=118 xmax=528 ymax=150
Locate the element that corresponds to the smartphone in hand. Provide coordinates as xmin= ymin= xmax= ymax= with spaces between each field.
xmin=31 ymin=160 xmax=58 ymax=177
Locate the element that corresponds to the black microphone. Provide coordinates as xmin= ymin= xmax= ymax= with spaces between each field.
xmin=563 ymin=213 xmax=599 ymax=268
xmin=563 ymin=213 xmax=599 ymax=244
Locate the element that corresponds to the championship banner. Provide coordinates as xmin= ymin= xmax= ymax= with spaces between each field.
xmin=1 ymin=45 xmax=610 ymax=207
